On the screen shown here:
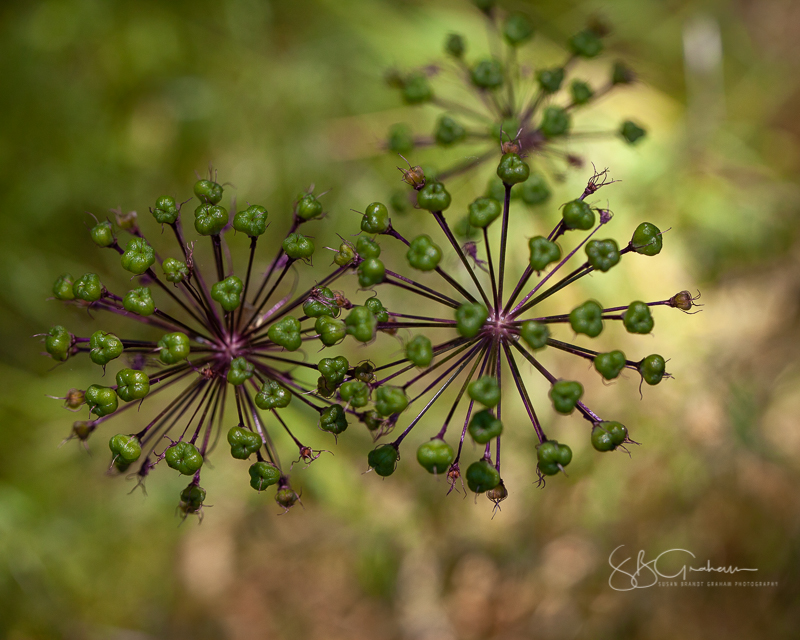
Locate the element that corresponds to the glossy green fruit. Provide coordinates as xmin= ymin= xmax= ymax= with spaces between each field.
xmin=121 ymin=238 xmax=155 ymax=275
xmin=361 ymin=202 xmax=390 ymax=234
xmin=319 ymin=404 xmax=348 ymax=435
xmin=52 ymin=274 xmax=75 ymax=300
xmin=90 ymin=220 xmax=115 ymax=247
xmin=365 ymin=297 xmax=389 ymax=323
xmin=537 ymin=67 xmax=564 ymax=93
xmin=227 ymin=357 xmax=254 ymax=385
xmin=586 ymin=239 xmax=620 ymax=272
xmin=528 ymin=236 xmax=561 ymax=271
xmin=591 ymin=421 xmax=628 ymax=452
xmin=361 ymin=410 xmax=383 ymax=431
xmin=73 ymin=273 xmax=103 ymax=302
xmin=417 ymin=438 xmax=454 ymax=474
xmin=468 ymin=409 xmax=503 ymax=444
xmin=152 ymin=196 xmax=179 ymax=224
xmin=402 ymin=72 xmax=432 ymax=104
xmin=283 ymin=233 xmax=315 ymax=260
xmin=304 ymin=287 xmax=337 ymax=318
xmin=296 ymin=194 xmax=323 ymax=220
xmin=569 ymin=300 xmax=604 ymax=337
xmin=357 ymin=257 xmax=385 ymax=288
xmin=194 ymin=204 xmax=228 ymax=235
xmin=85 ymin=384 xmax=118 ymax=417
xmin=227 ymin=426 xmax=262 ymax=459
xmin=569 ymin=30 xmax=603 ymax=58
xmin=520 ymin=321 xmax=549 ymax=350
xmin=540 ymin=106 xmax=570 ymax=138
xmin=536 ymin=440 xmax=572 ymax=474
xmin=631 ymin=222 xmax=663 ymax=255
xmin=407 ymin=234 xmax=442 ymax=271
xmin=406 ymin=335 xmax=433 ymax=368
xmin=194 ymin=179 xmax=223 ymax=204
xmin=445 ymin=33 xmax=465 ymax=58
xmin=116 ymin=368 xmax=150 ymax=402
xmin=471 ymin=58 xmax=503 ymax=89
xmin=503 ymin=13 xmax=533 ymax=46
xmin=623 ymin=301 xmax=654 ymax=334
xmin=368 ymin=444 xmax=399 ymax=477
xmin=233 ymin=204 xmax=268 ymax=236
xmin=562 ymin=199 xmax=595 ymax=230
xmin=318 ymin=356 xmax=349 ymax=387
xmin=45 ymin=326 xmax=72 ymax=361
xmin=455 ymin=303 xmax=488 ymax=339
xmin=89 ymin=330 xmax=123 ymax=366
xmin=267 ymin=316 xmax=301 ymax=351
xmin=249 ymin=461 xmax=281 ymax=491
xmin=352 ymin=361 xmax=376 ymax=383
xmin=375 ymin=386 xmax=409 ymax=417
xmin=356 ymin=236 xmax=381 ymax=259
xmin=416 ymin=181 xmax=452 ymax=212
xmin=570 ymin=80 xmax=594 ymax=105
xmin=339 ymin=380 xmax=371 ymax=408
xmin=109 ymin=434 xmax=141 ymax=465
xmin=594 ymin=350 xmax=626 ymax=380
xmin=315 ymin=316 xmax=346 ymax=347
xmin=163 ymin=258 xmax=189 ymax=284
xmin=497 ymin=153 xmax=530 ymax=185
xmin=345 ymin=306 xmax=378 ymax=343
xmin=211 ymin=275 xmax=243 ymax=312
xmin=435 ymin=115 xmax=466 ymax=146
xmin=466 ymin=459 xmax=501 ymax=493
xmin=468 ymin=376 xmax=500 ymax=407
xmin=123 ymin=287 xmax=154 ymax=316
xmin=158 ymin=332 xmax=190 ymax=364
xmin=255 ymin=379 xmax=291 ymax=409
xmin=165 ymin=441 xmax=203 ymax=475
xmin=334 ymin=242 xmax=356 ymax=266
xmin=621 ymin=120 xmax=646 ymax=144
xmin=180 ymin=484 xmax=206 ymax=511
xmin=638 ymin=354 xmax=666 ymax=385
xmin=549 ymin=380 xmax=583 ymax=414
xmin=468 ymin=197 xmax=501 ymax=228
xmin=520 ymin=173 xmax=551 ymax=205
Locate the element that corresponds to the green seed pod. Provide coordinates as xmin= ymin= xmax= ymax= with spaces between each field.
xmin=345 ymin=305 xmax=378 ymax=343
xmin=356 ymin=237 xmax=381 ymax=260
xmin=211 ymin=275 xmax=243 ymax=312
xmin=620 ymin=120 xmax=646 ymax=144
xmin=275 ymin=486 xmax=300 ymax=510
xmin=163 ymin=258 xmax=189 ymax=284
xmin=388 ymin=123 xmax=415 ymax=155
xmin=607 ymin=421 xmax=628 ymax=446
xmin=417 ymin=438 xmax=454 ymax=474
xmin=453 ymin=216 xmax=477 ymax=240
xmin=591 ymin=421 xmax=628 ymax=452
xmin=569 ymin=30 xmax=603 ymax=58
xmin=268 ymin=316 xmax=302 ymax=351
xmin=255 ymin=379 xmax=292 ymax=409
xmin=304 ymin=287 xmax=337 ymax=318
xmin=455 ymin=303 xmax=488 ymax=339
xmin=365 ymin=298 xmax=389 ymax=323
xmin=503 ymin=13 xmax=533 ymax=46
xmin=528 ymin=236 xmax=561 ymax=271
xmin=638 ymin=354 xmax=666 ymax=386
xmin=158 ymin=332 xmax=190 ymax=364
xmin=540 ymin=106 xmax=571 ymax=138
xmin=406 ymin=234 xmax=443 ymax=271
xmin=520 ymin=321 xmax=549 ymax=350
xmin=227 ymin=357 xmax=254 ymax=385
xmin=109 ymin=434 xmax=142 ymax=466
xmin=116 ymin=368 xmax=150 ymax=402
xmin=520 ymin=173 xmax=551 ymax=205
xmin=194 ymin=179 xmax=223 ymax=204
xmin=361 ymin=410 xmax=384 ymax=431
xmin=612 ymin=61 xmax=636 ymax=85
xmin=435 ymin=115 xmax=466 ymax=146
xmin=193 ymin=203 xmax=228 ymax=236
xmin=468 ymin=375 xmax=501 ymax=407
xmin=227 ymin=426 xmax=262 ymax=459
xmin=402 ymin=72 xmax=432 ymax=104
xmin=631 ymin=222 xmax=663 ymax=255
xmin=317 ymin=376 xmax=337 ymax=397
xmin=89 ymin=330 xmax=123 ymax=366
xmin=406 ymin=335 xmax=433 ymax=368
xmin=165 ymin=441 xmax=204 ymax=475
xmin=339 ymin=380 xmax=371 ymax=408
xmin=375 ymin=385 xmax=409 ymax=417
xmin=416 ymin=181 xmax=452 ymax=212
xmin=471 ymin=58 xmax=503 ymax=90
xmin=123 ymin=287 xmax=154 ymax=316
xmin=296 ymin=194 xmax=323 ymax=221
xmin=570 ymin=80 xmax=594 ymax=105
xmin=334 ymin=241 xmax=357 ymax=266
xmin=152 ymin=196 xmax=179 ymax=225
xmin=537 ymin=440 xmax=572 ymax=475
xmin=45 ymin=325 xmax=72 ymax=361
xmin=53 ymin=274 xmax=76 ymax=300
xmin=623 ymin=301 xmax=654 ymax=334
xmin=368 ymin=444 xmax=399 ymax=477
xmin=73 ymin=273 xmax=103 ymax=302
xmin=352 ymin=361 xmax=376 ymax=383
xmin=85 ymin=384 xmax=118 ymax=417
xmin=586 ymin=239 xmax=620 ymax=272
xmin=233 ymin=204 xmax=268 ymax=236
xmin=282 ymin=233 xmax=315 ymax=261
xmin=315 ymin=316 xmax=346 ymax=347
xmin=90 ymin=220 xmax=115 ymax=248
xmin=319 ymin=404 xmax=348 ymax=435
xmin=593 ymin=350 xmax=626 ymax=380
xmin=120 ymin=238 xmax=156 ymax=275
xmin=468 ymin=197 xmax=502 ymax=228
xmin=466 ymin=459 xmax=501 ymax=493
xmin=248 ymin=461 xmax=280 ymax=491
xmin=562 ymin=199 xmax=595 ymax=230
xmin=318 ymin=356 xmax=349 ymax=387
xmin=445 ymin=33 xmax=465 ymax=58
xmin=569 ymin=300 xmax=604 ymax=337
xmin=549 ymin=380 xmax=584 ymax=414
xmin=468 ymin=409 xmax=503 ymax=444
xmin=361 ymin=202 xmax=390 ymax=235
xmin=537 ymin=67 xmax=564 ymax=93
xmin=497 ymin=153 xmax=530 ymax=185
xmin=179 ymin=484 xmax=206 ymax=513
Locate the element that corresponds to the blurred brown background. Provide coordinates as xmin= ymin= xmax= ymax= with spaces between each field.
xmin=1 ymin=0 xmax=799 ymax=638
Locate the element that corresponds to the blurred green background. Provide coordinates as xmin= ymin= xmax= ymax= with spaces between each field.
xmin=2 ymin=0 xmax=800 ymax=638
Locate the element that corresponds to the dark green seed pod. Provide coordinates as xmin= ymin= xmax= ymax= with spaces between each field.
xmin=233 ymin=204 xmax=268 ymax=236
xmin=468 ymin=197 xmax=502 ymax=228
xmin=267 ymin=316 xmax=302 ymax=351
xmin=334 ymin=241 xmax=357 ymax=266
xmin=570 ymin=80 xmax=594 ymax=105
xmin=357 ymin=257 xmax=385 ymax=288
xmin=158 ymin=332 xmax=190 ymax=365
xmin=304 ymin=287 xmax=337 ymax=318
xmin=315 ymin=316 xmax=347 ymax=347
xmin=90 ymin=221 xmax=115 ymax=247
xmin=497 ymin=153 xmax=530 ymax=185
xmin=537 ymin=440 xmax=572 ymax=467
xmin=53 ymin=274 xmax=76 ymax=300
xmin=468 ymin=376 xmax=500 ymax=408
xmin=435 ymin=115 xmax=466 ymax=146
xmin=227 ymin=357 xmax=254 ymax=386
xmin=193 ymin=204 xmax=228 ymax=236
xmin=109 ymin=434 xmax=142 ymax=465
xmin=361 ymin=410 xmax=384 ymax=431
xmin=590 ymin=425 xmax=614 ymax=452
xmin=123 ymin=287 xmax=154 ymax=316
xmin=549 ymin=380 xmax=583 ymax=414
xmin=569 ymin=300 xmax=604 ymax=337
xmin=503 ymin=13 xmax=533 ymax=46
xmin=352 ymin=361 xmax=376 ymax=383
xmin=594 ymin=350 xmax=626 ymax=380
xmin=255 ymin=379 xmax=292 ymax=410
xmin=179 ymin=484 xmax=206 ymax=512
xmin=417 ymin=438 xmax=454 ymax=474
xmin=520 ymin=321 xmax=549 ymax=350
xmin=249 ymin=461 xmax=281 ymax=491
xmin=569 ymin=30 xmax=603 ymax=58
xmin=528 ymin=236 xmax=561 ymax=271
xmin=73 ymin=273 xmax=103 ymax=302
xmin=339 ymin=380 xmax=371 ymax=408
xmin=586 ymin=239 xmax=620 ymax=272
xmin=631 ymin=222 xmax=663 ymax=255
xmin=45 ymin=325 xmax=72 ymax=362
xmin=375 ymin=386 xmax=409 ymax=417
xmin=468 ymin=409 xmax=503 ymax=444
xmin=319 ymin=404 xmax=348 ymax=435
xmin=402 ymin=72 xmax=433 ymax=104
xmin=296 ymin=194 xmax=323 ymax=221
xmin=466 ymin=459 xmax=501 ymax=493
xmin=211 ymin=275 xmax=243 ymax=312
xmin=368 ymin=444 xmax=399 ymax=477
xmin=520 ymin=173 xmax=551 ymax=205
xmin=445 ymin=33 xmax=465 ymax=57
xmin=388 ymin=123 xmax=415 ymax=155
xmin=275 ymin=486 xmax=300 ymax=510
xmin=227 ymin=426 xmax=262 ymax=459
xmin=194 ymin=179 xmax=223 ymax=204
xmin=152 ymin=196 xmax=179 ymax=225
xmin=283 ymin=233 xmax=315 ymax=261
xmin=416 ymin=181 xmax=451 ymax=212
xmin=471 ymin=58 xmax=503 ymax=89
xmin=361 ymin=202 xmax=390 ymax=234
xmin=562 ymin=199 xmax=596 ymax=231
xmin=623 ymin=301 xmax=654 ymax=334
xmin=621 ymin=120 xmax=646 ymax=144
xmin=455 ymin=303 xmax=488 ymax=339
xmin=165 ymin=441 xmax=203 ymax=475
xmin=116 ymin=368 xmax=150 ymax=402
xmin=318 ymin=356 xmax=349 ymax=387
xmin=537 ymin=67 xmax=564 ymax=93
xmin=345 ymin=306 xmax=378 ymax=343
xmin=638 ymin=354 xmax=666 ymax=386
xmin=89 ymin=330 xmax=123 ymax=366
xmin=453 ymin=215 xmax=477 ymax=240
xmin=540 ymin=106 xmax=571 ymax=138
xmin=406 ymin=335 xmax=433 ymax=368
xmin=365 ymin=297 xmax=389 ymax=323
xmin=85 ymin=384 xmax=118 ymax=417
xmin=356 ymin=236 xmax=381 ymax=260
xmin=163 ymin=258 xmax=189 ymax=284
xmin=406 ymin=234 xmax=443 ymax=271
